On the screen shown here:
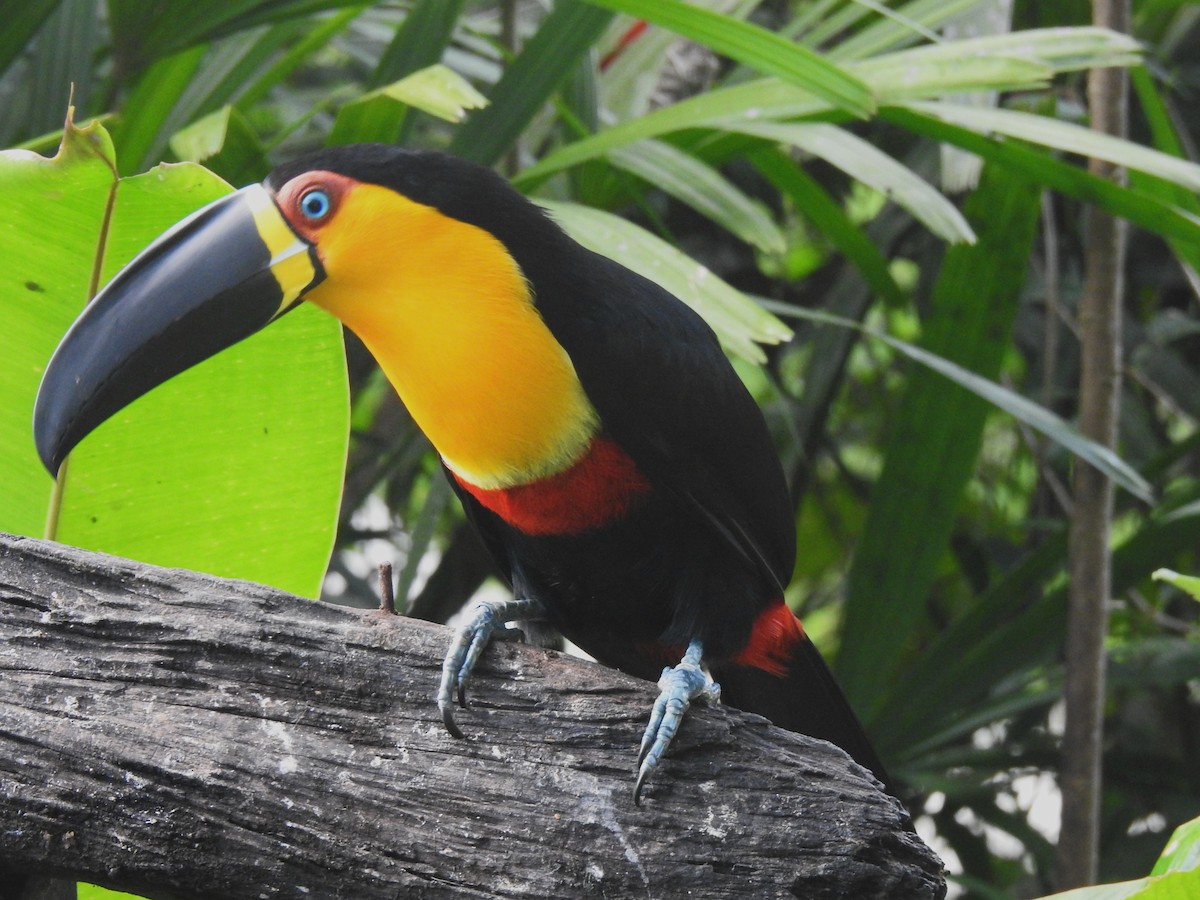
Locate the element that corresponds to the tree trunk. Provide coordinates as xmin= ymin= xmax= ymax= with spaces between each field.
xmin=0 ymin=534 xmax=944 ymax=900
xmin=1057 ymin=0 xmax=1130 ymax=888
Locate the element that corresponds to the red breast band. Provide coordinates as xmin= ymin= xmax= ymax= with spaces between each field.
xmin=453 ymin=436 xmax=652 ymax=535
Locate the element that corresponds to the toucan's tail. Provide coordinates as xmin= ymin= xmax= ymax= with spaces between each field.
xmin=717 ymin=631 xmax=889 ymax=788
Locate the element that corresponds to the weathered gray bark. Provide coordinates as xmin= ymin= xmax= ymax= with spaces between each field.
xmin=0 ymin=533 xmax=944 ymax=899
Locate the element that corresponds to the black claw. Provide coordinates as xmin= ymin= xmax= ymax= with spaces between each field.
xmin=442 ymin=707 xmax=465 ymax=740
xmin=456 ymin=683 xmax=468 ymax=708
xmin=633 ymin=771 xmax=648 ymax=806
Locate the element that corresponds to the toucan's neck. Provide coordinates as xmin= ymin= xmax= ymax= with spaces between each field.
xmin=305 ymin=184 xmax=598 ymax=489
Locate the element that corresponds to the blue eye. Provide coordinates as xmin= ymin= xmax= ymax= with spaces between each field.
xmin=300 ymin=189 xmax=331 ymax=221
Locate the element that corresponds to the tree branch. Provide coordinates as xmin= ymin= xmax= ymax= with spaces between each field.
xmin=0 ymin=534 xmax=944 ymax=900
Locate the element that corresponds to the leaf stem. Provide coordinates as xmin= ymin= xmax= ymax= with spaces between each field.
xmin=44 ymin=459 xmax=68 ymax=542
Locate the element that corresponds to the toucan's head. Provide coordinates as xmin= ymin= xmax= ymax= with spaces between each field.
xmin=33 ymin=145 xmax=570 ymax=477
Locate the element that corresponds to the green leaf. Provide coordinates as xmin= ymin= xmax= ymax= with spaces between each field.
xmin=749 ymin=146 xmax=905 ymax=306
xmin=824 ymin=0 xmax=977 ymax=61
xmin=514 ymin=77 xmax=827 ymax=190
xmin=6 ymin=0 xmax=102 ymax=142
xmin=581 ymin=0 xmax=873 ymax=117
xmin=1 ymin=119 xmax=115 ymax=542
xmin=1153 ymin=816 xmax=1200 ymax=876
xmin=848 ymin=26 xmax=1141 ymax=103
xmin=834 ymin=165 xmax=1043 ymax=716
xmin=857 ymin=52 xmax=1052 ymax=102
xmin=233 ymin=6 xmax=364 ymax=110
xmin=78 ymin=884 xmax=142 ymax=900
xmin=330 ymin=64 xmax=487 ymax=146
xmin=130 ymin=25 xmax=312 ymax=172
xmin=372 ymin=0 xmax=466 ymax=86
xmin=729 ymin=120 xmax=975 ymax=244
xmin=169 ymin=104 xmax=269 ymax=185
xmin=1128 ymin=66 xmax=1200 ymax=280
xmin=516 ymin=27 xmax=1092 ymax=190
xmin=756 ymin=301 xmax=1154 ymax=506
xmin=1034 ymin=870 xmax=1200 ymax=899
xmin=540 ymin=200 xmax=791 ymax=363
xmin=0 ymin=117 xmax=348 ymax=599
xmin=597 ymin=16 xmax=678 ymax=121
xmin=885 ymin=495 xmax=1200 ymax=756
xmin=173 ymin=25 xmax=297 ymax=121
xmin=855 ymin=25 xmax=1142 ymax=75
xmin=907 ymin=100 xmax=1200 ymax=193
xmin=1028 ymin=813 xmax=1200 ymax=898
xmin=1151 ymin=569 xmax=1200 ymax=603
xmin=880 ymin=106 xmax=1200 ymax=251
xmin=112 ymin=44 xmax=206 ymax=175
xmin=0 ymin=0 xmax=60 ymax=78
xmin=608 ymin=140 xmax=786 ymax=253
xmin=106 ymin=0 xmax=368 ymax=74
xmin=449 ymin=0 xmax=614 ymax=166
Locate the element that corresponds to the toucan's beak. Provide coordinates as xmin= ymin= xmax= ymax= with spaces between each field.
xmin=33 ymin=184 xmax=323 ymax=475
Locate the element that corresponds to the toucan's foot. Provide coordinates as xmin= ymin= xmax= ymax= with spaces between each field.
xmin=437 ymin=596 xmax=543 ymax=738
xmin=634 ymin=639 xmax=720 ymax=804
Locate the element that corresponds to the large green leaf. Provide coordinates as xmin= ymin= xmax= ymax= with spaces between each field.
xmin=1153 ymin=816 xmax=1200 ymax=876
xmin=834 ymin=165 xmax=1043 ymax=717
xmin=1034 ymin=815 xmax=1200 ymax=898
xmin=78 ymin=885 xmax=141 ymax=900
xmin=0 ymin=116 xmax=348 ymax=598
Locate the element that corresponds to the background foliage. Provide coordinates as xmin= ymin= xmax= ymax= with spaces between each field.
xmin=2 ymin=1 xmax=1199 ymax=898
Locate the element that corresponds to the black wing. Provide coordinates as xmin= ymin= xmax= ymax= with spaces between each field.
xmin=533 ymin=245 xmax=796 ymax=596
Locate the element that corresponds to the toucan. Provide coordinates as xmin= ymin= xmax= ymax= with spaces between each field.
xmin=34 ymin=144 xmax=886 ymax=801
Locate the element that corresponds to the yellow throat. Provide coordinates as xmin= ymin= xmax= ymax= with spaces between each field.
xmin=304 ymin=184 xmax=599 ymax=490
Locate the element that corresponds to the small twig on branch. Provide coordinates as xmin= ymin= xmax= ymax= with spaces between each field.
xmin=377 ymin=560 xmax=397 ymax=615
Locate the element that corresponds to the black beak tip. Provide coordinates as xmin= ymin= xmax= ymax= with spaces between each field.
xmin=33 ymin=375 xmax=78 ymax=478
xmin=33 ymin=404 xmax=67 ymax=477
